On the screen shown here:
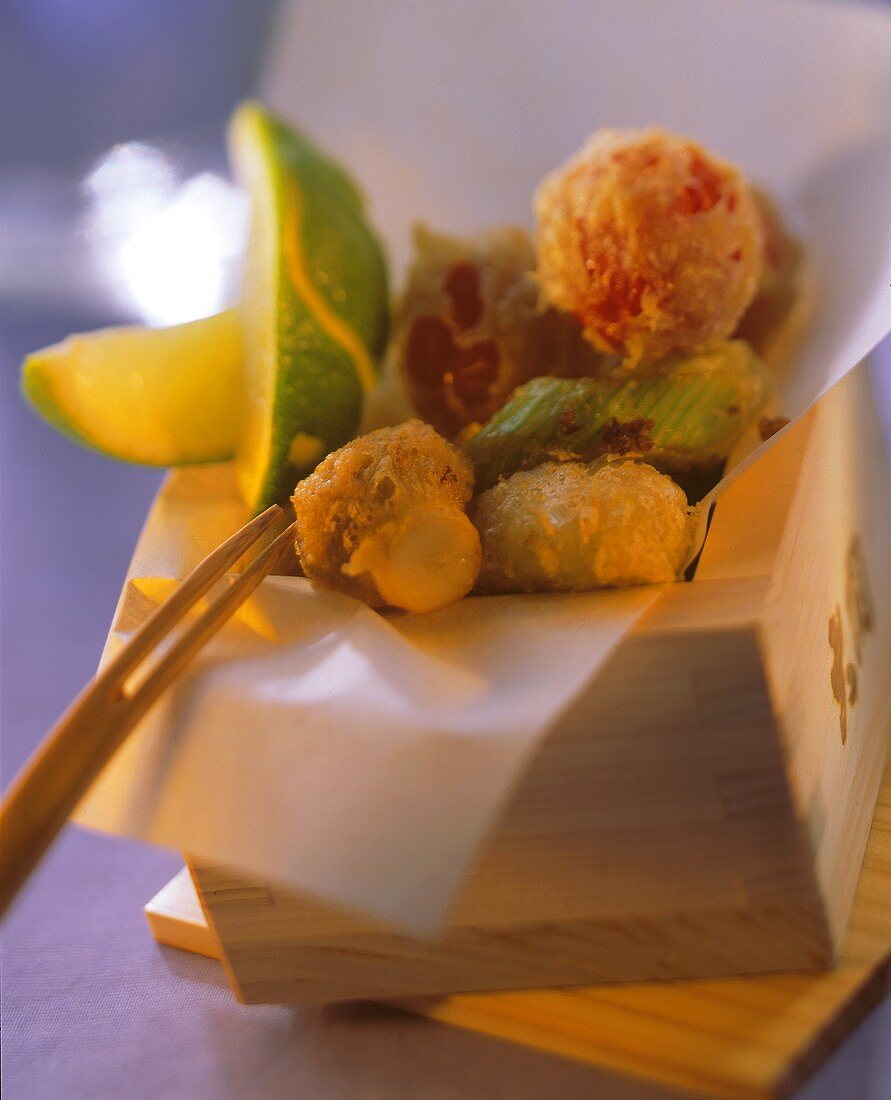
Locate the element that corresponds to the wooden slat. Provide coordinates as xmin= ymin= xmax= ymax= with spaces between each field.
xmin=145 ymin=869 xmax=221 ymax=960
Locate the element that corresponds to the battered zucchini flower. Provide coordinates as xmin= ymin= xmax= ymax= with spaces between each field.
xmin=535 ymin=129 xmax=763 ymax=366
xmin=291 ymin=420 xmax=481 ymax=613
xmin=472 ymin=460 xmax=692 ymax=593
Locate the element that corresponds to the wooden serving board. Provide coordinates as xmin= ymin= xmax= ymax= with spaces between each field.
xmin=148 ymin=766 xmax=890 ymax=1100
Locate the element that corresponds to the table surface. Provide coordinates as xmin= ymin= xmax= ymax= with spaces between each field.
xmin=2 ymin=313 xmax=890 ymax=1100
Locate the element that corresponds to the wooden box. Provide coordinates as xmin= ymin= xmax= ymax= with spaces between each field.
xmin=142 ymin=366 xmax=890 ymax=1004
xmin=147 ymin=765 xmax=891 ymax=1100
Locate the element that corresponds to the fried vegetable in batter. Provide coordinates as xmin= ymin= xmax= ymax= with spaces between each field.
xmin=472 ymin=461 xmax=692 ymax=593
xmin=394 ymin=224 xmax=608 ymax=435
xmin=535 ymin=129 xmax=763 ymax=366
xmin=463 ymin=340 xmax=770 ymax=489
xmin=735 ymin=187 xmax=808 ymax=363
xmin=291 ymin=131 xmax=802 ymax=610
xmin=291 ymin=420 xmax=481 ymax=612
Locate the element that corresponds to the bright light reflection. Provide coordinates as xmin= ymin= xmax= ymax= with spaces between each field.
xmin=84 ymin=142 xmax=176 ymax=233
xmin=116 ymin=172 xmax=248 ymax=326
xmin=85 ymin=143 xmax=248 ymax=326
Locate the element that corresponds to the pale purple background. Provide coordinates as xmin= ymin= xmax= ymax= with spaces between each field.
xmin=1 ymin=2 xmax=890 ymax=1097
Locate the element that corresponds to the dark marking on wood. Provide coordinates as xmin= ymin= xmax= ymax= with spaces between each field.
xmin=828 ymin=606 xmax=847 ymax=745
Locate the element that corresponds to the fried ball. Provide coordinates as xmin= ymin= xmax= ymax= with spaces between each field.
xmin=535 ymin=129 xmax=763 ymax=366
xmin=472 ymin=460 xmax=692 ymax=593
xmin=291 ymin=420 xmax=481 ymax=612
xmin=395 ymin=223 xmax=607 ymax=436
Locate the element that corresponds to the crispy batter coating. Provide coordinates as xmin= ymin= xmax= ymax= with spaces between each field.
xmin=472 ymin=460 xmax=692 ymax=593
xmin=462 ymin=341 xmax=770 ymax=490
xmin=735 ymin=186 xmax=808 ymax=364
xmin=291 ymin=420 xmax=481 ymax=612
xmin=395 ymin=223 xmax=608 ymax=436
xmin=535 ymin=129 xmax=763 ymax=366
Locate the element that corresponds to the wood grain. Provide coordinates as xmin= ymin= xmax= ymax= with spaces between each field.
xmin=145 ymin=868 xmax=221 ymax=960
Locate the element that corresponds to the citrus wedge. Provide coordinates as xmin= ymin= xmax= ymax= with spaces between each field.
xmin=21 ymin=309 xmax=243 ymax=465
xmin=229 ymin=101 xmax=390 ymax=511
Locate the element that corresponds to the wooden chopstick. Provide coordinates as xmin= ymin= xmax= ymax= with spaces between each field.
xmin=0 ymin=504 xmax=297 ymax=919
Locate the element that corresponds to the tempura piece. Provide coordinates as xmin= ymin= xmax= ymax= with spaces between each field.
xmin=735 ymin=187 xmax=809 ymax=364
xmin=463 ymin=340 xmax=770 ymax=488
xmin=472 ymin=461 xmax=692 ymax=593
xmin=535 ymin=129 xmax=763 ymax=366
xmin=395 ymin=223 xmax=607 ymax=435
xmin=292 ymin=420 xmax=481 ymax=612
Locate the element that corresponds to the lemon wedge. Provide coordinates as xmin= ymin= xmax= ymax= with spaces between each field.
xmin=21 ymin=309 xmax=243 ymax=465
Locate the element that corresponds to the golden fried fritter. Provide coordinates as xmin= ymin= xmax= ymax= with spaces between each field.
xmin=395 ymin=223 xmax=607 ymax=436
xmin=472 ymin=460 xmax=692 ymax=593
xmin=535 ymin=129 xmax=763 ymax=366
xmin=291 ymin=420 xmax=481 ymax=612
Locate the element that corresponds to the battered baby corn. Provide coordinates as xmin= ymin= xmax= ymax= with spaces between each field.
xmin=292 ymin=420 xmax=481 ymax=612
xmin=535 ymin=129 xmax=763 ymax=366
xmin=472 ymin=461 xmax=692 ymax=593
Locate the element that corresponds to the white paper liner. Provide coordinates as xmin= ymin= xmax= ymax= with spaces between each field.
xmin=76 ymin=0 xmax=891 ymax=933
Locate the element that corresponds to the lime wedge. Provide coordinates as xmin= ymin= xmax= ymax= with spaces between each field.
xmin=21 ymin=310 xmax=243 ymax=465
xmin=229 ymin=101 xmax=390 ymax=511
